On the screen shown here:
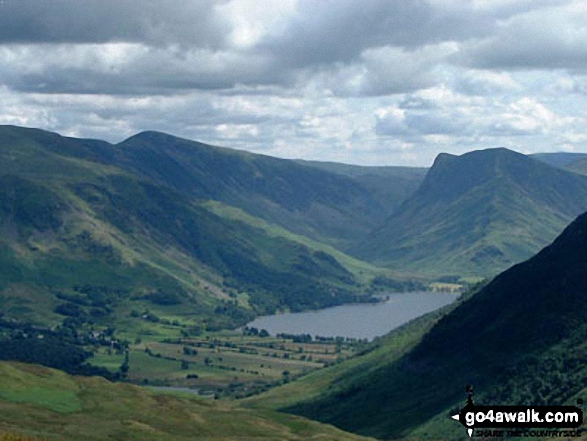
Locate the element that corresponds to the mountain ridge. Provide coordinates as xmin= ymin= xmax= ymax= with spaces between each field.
xmin=279 ymin=211 xmax=587 ymax=438
xmin=353 ymin=147 xmax=587 ymax=276
xmin=0 ymin=124 xmax=404 ymax=334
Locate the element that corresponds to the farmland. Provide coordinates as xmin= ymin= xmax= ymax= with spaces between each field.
xmin=90 ymin=329 xmax=366 ymax=397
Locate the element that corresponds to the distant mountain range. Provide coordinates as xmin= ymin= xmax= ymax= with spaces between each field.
xmin=353 ymin=148 xmax=587 ymax=276
xmin=295 ymin=159 xmax=427 ymax=217
xmin=263 ymin=210 xmax=587 ymax=439
xmin=532 ymin=151 xmax=587 ymax=175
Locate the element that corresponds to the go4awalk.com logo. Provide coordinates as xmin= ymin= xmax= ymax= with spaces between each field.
xmin=451 ymin=386 xmax=584 ymax=438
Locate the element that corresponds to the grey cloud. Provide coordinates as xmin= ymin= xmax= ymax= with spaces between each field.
xmin=404 ymin=112 xmax=466 ymax=135
xmin=376 ymin=110 xmax=467 ymax=138
xmin=257 ymin=0 xmax=559 ymax=71
xmin=258 ymin=0 xmax=432 ymax=69
xmin=375 ymin=115 xmax=412 ymax=137
xmin=485 ymin=121 xmax=541 ymax=137
xmin=0 ymin=0 xmax=574 ymax=98
xmin=0 ymin=0 xmax=230 ymax=48
xmin=1 ymin=46 xmax=291 ymax=95
xmin=457 ymin=3 xmax=587 ymax=71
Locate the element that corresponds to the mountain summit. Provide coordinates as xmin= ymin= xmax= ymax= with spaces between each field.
xmin=353 ymin=147 xmax=587 ymax=276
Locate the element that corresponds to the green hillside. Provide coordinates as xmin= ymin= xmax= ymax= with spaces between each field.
xmin=533 ymin=152 xmax=587 ymax=176
xmin=277 ymin=212 xmax=587 ymax=439
xmin=567 ymin=157 xmax=587 ymax=175
xmin=0 ymin=361 xmax=372 ymax=441
xmin=0 ymin=125 xmax=394 ymax=336
xmin=295 ymin=159 xmax=427 ymax=217
xmin=353 ymin=148 xmax=587 ymax=277
xmin=108 ymin=130 xmax=402 ymax=248
xmin=0 ymin=124 xmax=412 ymax=249
xmin=531 ymin=152 xmax=587 ymax=169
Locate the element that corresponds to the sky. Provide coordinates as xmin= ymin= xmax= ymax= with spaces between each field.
xmin=1 ymin=0 xmax=587 ymax=166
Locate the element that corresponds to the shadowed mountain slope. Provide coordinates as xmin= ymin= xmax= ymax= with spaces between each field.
xmin=353 ymin=147 xmax=587 ymax=276
xmin=0 ymin=125 xmax=398 ymax=332
xmin=284 ymin=211 xmax=587 ymax=438
xmin=295 ymin=159 xmax=427 ymax=217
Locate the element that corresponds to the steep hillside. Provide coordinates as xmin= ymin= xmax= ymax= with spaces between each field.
xmin=531 ymin=152 xmax=587 ymax=169
xmin=282 ymin=212 xmax=587 ymax=439
xmin=296 ymin=160 xmax=427 ymax=217
xmin=0 ymin=361 xmax=372 ymax=441
xmin=354 ymin=148 xmax=587 ymax=276
xmin=110 ymin=131 xmax=399 ymax=247
xmin=533 ymin=152 xmax=587 ymax=176
xmin=0 ymin=125 xmax=388 ymax=335
xmin=566 ymin=157 xmax=587 ymax=175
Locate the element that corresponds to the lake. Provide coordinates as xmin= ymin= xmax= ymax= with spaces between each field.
xmin=245 ymin=291 xmax=460 ymax=340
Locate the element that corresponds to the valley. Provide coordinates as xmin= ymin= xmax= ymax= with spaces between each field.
xmin=1 ymin=125 xmax=586 ymax=440
xmin=3 ymin=3 xmax=587 ymax=440
xmin=90 ymin=330 xmax=364 ymax=398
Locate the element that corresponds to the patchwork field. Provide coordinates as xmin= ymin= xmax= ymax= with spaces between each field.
xmin=89 ymin=330 xmax=364 ymax=397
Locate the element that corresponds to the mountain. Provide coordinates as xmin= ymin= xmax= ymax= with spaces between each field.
xmin=533 ymin=152 xmax=587 ymax=176
xmin=567 ymin=157 xmax=587 ymax=175
xmin=0 ymin=125 xmax=401 ymax=334
xmin=261 ymin=211 xmax=587 ymax=439
xmin=0 ymin=125 xmax=420 ymax=249
xmin=353 ymin=147 xmax=587 ymax=277
xmin=295 ymin=160 xmax=427 ymax=217
xmin=101 ymin=130 xmax=405 ymax=248
xmin=531 ymin=152 xmax=587 ymax=169
xmin=0 ymin=361 xmax=372 ymax=441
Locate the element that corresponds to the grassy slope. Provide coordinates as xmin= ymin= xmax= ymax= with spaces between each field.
xmin=531 ymin=152 xmax=587 ymax=168
xmin=354 ymin=148 xmax=587 ymax=277
xmin=283 ymin=212 xmax=587 ymax=439
xmin=0 ymin=361 xmax=373 ymax=441
xmin=566 ymin=157 xmax=587 ymax=175
xmin=0 ymin=125 xmax=386 ymax=332
xmin=533 ymin=152 xmax=587 ymax=176
xmin=109 ymin=131 xmax=404 ymax=249
xmin=295 ymin=159 xmax=427 ymax=218
xmin=203 ymin=200 xmax=427 ymax=284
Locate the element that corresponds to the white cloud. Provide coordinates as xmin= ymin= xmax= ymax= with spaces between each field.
xmin=0 ymin=0 xmax=587 ymax=166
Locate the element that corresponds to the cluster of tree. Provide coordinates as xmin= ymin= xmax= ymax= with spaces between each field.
xmin=243 ymin=327 xmax=270 ymax=337
xmin=213 ymin=300 xmax=256 ymax=323
xmin=0 ymin=314 xmax=130 ymax=381
xmin=183 ymin=346 xmax=198 ymax=356
xmin=139 ymin=288 xmax=182 ymax=306
xmin=369 ymin=276 xmax=426 ymax=292
xmin=276 ymin=333 xmax=312 ymax=343
xmin=216 ymin=250 xmax=361 ymax=314
xmin=0 ymin=333 xmax=116 ymax=379
xmin=52 ymin=284 xmax=129 ymax=322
